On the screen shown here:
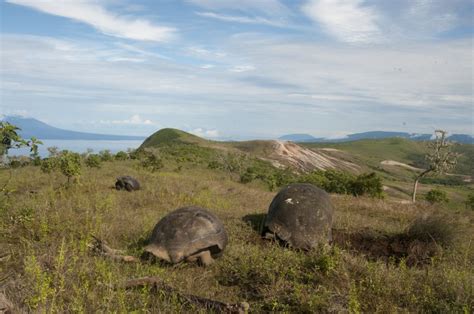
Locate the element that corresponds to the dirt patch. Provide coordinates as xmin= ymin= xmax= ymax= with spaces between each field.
xmin=332 ymin=228 xmax=440 ymax=266
xmin=270 ymin=141 xmax=360 ymax=172
xmin=380 ymin=160 xmax=422 ymax=171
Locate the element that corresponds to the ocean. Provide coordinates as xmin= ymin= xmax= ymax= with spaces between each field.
xmin=12 ymin=139 xmax=143 ymax=158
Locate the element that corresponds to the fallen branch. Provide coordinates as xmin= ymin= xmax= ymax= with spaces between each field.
xmin=88 ymin=235 xmax=139 ymax=263
xmin=122 ymin=276 xmax=249 ymax=313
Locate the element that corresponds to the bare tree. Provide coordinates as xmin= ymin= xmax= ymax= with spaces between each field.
xmin=412 ymin=130 xmax=458 ymax=202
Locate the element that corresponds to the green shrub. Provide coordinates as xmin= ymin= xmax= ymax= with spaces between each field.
xmin=99 ymin=150 xmax=113 ymax=162
xmin=40 ymin=157 xmax=58 ymax=173
xmin=351 ymin=172 xmax=384 ymax=198
xmin=140 ymin=151 xmax=164 ymax=172
xmin=114 ymin=151 xmax=128 ymax=161
xmin=85 ymin=154 xmax=101 ymax=168
xmin=59 ymin=151 xmax=82 ymax=183
xmin=465 ymin=192 xmax=474 ymax=210
xmin=425 ymin=188 xmax=449 ymax=204
xmin=297 ymin=170 xmax=383 ymax=198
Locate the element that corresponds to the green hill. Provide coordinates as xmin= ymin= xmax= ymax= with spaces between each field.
xmin=303 ymin=138 xmax=427 ymax=167
xmin=139 ymin=128 xmax=209 ymax=149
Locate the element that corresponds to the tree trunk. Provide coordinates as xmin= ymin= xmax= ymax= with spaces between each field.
xmin=412 ymin=177 xmax=420 ymax=203
xmin=412 ymin=169 xmax=432 ymax=203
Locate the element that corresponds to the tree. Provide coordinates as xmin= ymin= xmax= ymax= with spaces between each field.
xmin=59 ymin=151 xmax=82 ymax=184
xmin=27 ymin=137 xmax=43 ymax=165
xmin=0 ymin=122 xmax=27 ymax=165
xmin=412 ymin=130 xmax=458 ymax=203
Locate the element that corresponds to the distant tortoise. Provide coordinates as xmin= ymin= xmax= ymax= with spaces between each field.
xmin=262 ymin=183 xmax=333 ymax=249
xmin=144 ymin=206 xmax=228 ymax=266
xmin=115 ymin=176 xmax=140 ymax=192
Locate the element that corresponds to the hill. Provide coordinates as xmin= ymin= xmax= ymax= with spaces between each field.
xmin=2 ymin=115 xmax=145 ymax=141
xmin=140 ymin=129 xmax=361 ymax=173
xmin=278 ymin=133 xmax=323 ymax=142
xmin=139 ymin=128 xmax=209 ymax=148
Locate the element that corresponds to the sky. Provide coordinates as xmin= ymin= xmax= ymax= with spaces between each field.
xmin=0 ymin=0 xmax=473 ymax=139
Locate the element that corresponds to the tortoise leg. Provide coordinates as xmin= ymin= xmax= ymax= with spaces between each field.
xmin=186 ymin=250 xmax=214 ymax=266
xmin=198 ymin=250 xmax=214 ymax=266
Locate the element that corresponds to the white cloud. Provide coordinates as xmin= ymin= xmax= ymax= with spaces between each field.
xmin=191 ymin=128 xmax=220 ymax=138
xmin=188 ymin=0 xmax=287 ymax=15
xmin=200 ymin=64 xmax=215 ymax=69
xmin=6 ymin=0 xmax=176 ymax=42
xmin=187 ymin=46 xmax=227 ymax=58
xmin=196 ymin=11 xmax=286 ymax=27
xmin=229 ymin=65 xmax=255 ymax=72
xmin=100 ymin=115 xmax=154 ymax=125
xmin=302 ymin=0 xmax=382 ymax=43
xmin=2 ymin=33 xmax=472 ymax=136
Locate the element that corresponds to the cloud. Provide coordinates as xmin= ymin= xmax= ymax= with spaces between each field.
xmin=191 ymin=128 xmax=220 ymax=138
xmin=6 ymin=0 xmax=176 ymax=42
xmin=229 ymin=65 xmax=255 ymax=73
xmin=1 ymin=34 xmax=472 ymax=136
xmin=187 ymin=0 xmax=287 ymax=15
xmin=196 ymin=11 xmax=286 ymax=27
xmin=302 ymin=0 xmax=382 ymax=43
xmin=99 ymin=115 xmax=154 ymax=125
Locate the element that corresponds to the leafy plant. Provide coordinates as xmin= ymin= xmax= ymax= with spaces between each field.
xmin=27 ymin=137 xmax=43 ymax=166
xmin=99 ymin=150 xmax=113 ymax=162
xmin=114 ymin=151 xmax=128 ymax=161
xmin=59 ymin=151 xmax=82 ymax=184
xmin=351 ymin=172 xmax=384 ymax=198
xmin=425 ymin=188 xmax=449 ymax=204
xmin=465 ymin=192 xmax=474 ymax=210
xmin=85 ymin=154 xmax=102 ymax=168
xmin=140 ymin=150 xmax=164 ymax=172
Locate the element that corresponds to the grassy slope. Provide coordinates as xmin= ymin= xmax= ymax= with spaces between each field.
xmin=139 ymin=128 xmax=209 ymax=149
xmin=1 ymin=162 xmax=473 ymax=312
xmin=303 ymin=138 xmax=428 ymax=168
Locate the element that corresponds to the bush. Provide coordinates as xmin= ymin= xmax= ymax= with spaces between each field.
xmin=41 ymin=151 xmax=82 ymax=183
xmin=99 ymin=150 xmax=113 ymax=162
xmin=40 ymin=158 xmax=58 ymax=173
xmin=85 ymin=154 xmax=101 ymax=168
xmin=351 ymin=172 xmax=384 ymax=198
xmin=59 ymin=151 xmax=82 ymax=183
xmin=140 ymin=151 xmax=164 ymax=172
xmin=465 ymin=192 xmax=474 ymax=210
xmin=425 ymin=188 xmax=449 ymax=204
xmin=297 ymin=170 xmax=383 ymax=198
xmin=114 ymin=151 xmax=128 ymax=161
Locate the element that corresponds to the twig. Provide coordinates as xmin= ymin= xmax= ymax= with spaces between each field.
xmin=122 ymin=276 xmax=249 ymax=313
xmin=88 ymin=235 xmax=139 ymax=263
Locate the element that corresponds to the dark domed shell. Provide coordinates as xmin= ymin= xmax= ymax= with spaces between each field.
xmin=263 ymin=183 xmax=333 ymax=249
xmin=115 ymin=176 xmax=140 ymax=191
xmin=145 ymin=206 xmax=228 ymax=264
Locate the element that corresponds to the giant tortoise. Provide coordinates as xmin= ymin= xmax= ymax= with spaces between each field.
xmin=144 ymin=206 xmax=228 ymax=266
xmin=262 ymin=183 xmax=333 ymax=249
xmin=115 ymin=176 xmax=140 ymax=192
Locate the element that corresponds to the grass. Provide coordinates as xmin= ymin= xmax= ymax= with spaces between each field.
xmin=1 ymin=160 xmax=473 ymax=312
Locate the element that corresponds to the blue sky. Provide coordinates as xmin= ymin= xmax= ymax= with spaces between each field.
xmin=0 ymin=0 xmax=472 ymax=139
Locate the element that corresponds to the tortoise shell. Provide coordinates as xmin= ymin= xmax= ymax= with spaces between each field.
xmin=263 ymin=183 xmax=333 ymax=249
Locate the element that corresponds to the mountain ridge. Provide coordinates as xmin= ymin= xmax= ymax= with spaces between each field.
xmin=279 ymin=131 xmax=473 ymax=144
xmin=2 ymin=115 xmax=145 ymax=141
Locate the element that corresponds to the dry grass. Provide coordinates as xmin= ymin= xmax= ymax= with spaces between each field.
xmin=1 ymin=161 xmax=473 ymax=312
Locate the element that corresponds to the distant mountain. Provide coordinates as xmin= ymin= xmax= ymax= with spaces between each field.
xmin=2 ymin=116 xmax=145 ymax=140
xmin=279 ymin=131 xmax=473 ymax=144
xmin=278 ymin=134 xmax=324 ymax=142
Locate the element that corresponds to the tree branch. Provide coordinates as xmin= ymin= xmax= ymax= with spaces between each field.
xmin=122 ymin=276 xmax=249 ymax=313
xmin=88 ymin=235 xmax=139 ymax=263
